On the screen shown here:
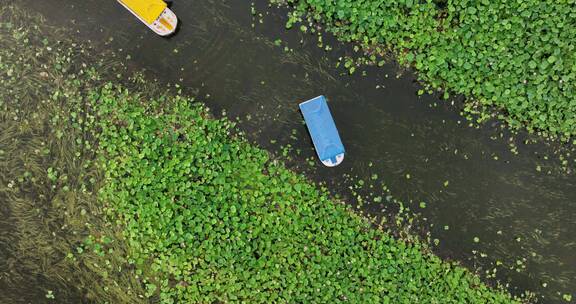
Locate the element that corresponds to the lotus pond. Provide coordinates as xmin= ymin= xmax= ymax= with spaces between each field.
xmin=1 ymin=0 xmax=575 ymax=303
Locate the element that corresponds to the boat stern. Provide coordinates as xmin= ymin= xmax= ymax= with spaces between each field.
xmin=150 ymin=7 xmax=178 ymax=36
xmin=118 ymin=0 xmax=178 ymax=36
xmin=321 ymin=153 xmax=345 ymax=167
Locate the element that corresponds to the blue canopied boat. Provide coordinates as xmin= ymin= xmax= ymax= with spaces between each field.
xmin=299 ymin=96 xmax=345 ymax=167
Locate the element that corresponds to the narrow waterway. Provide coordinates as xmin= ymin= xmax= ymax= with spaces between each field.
xmin=15 ymin=0 xmax=576 ymax=302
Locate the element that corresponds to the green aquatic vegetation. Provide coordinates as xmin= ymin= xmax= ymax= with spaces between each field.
xmin=0 ymin=5 xmax=146 ymax=303
xmin=92 ymin=84 xmax=521 ymax=303
xmin=273 ymin=0 xmax=576 ymax=140
xmin=2 ymin=3 xmax=527 ymax=303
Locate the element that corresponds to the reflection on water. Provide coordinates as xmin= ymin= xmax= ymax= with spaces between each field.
xmin=14 ymin=0 xmax=576 ymax=302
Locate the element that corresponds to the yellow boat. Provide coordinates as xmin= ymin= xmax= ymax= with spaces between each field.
xmin=118 ymin=0 xmax=178 ymax=36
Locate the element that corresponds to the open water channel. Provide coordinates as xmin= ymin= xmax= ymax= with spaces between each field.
xmin=11 ymin=0 xmax=576 ymax=302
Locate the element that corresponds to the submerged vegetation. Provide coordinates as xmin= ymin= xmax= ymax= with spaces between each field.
xmin=1 ymin=3 xmax=527 ymax=304
xmin=275 ymin=0 xmax=576 ymax=140
xmin=0 ymin=5 xmax=146 ymax=303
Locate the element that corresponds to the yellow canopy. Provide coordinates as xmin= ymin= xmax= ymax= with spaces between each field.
xmin=120 ymin=0 xmax=167 ymax=24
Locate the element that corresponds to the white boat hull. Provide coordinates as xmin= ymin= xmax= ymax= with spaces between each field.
xmin=117 ymin=1 xmax=178 ymax=36
xmin=322 ymin=153 xmax=345 ymax=167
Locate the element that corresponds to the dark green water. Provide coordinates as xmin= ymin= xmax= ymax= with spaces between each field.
xmin=11 ymin=0 xmax=576 ymax=302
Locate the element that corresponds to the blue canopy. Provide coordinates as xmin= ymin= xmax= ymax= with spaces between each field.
xmin=299 ymin=96 xmax=345 ymax=166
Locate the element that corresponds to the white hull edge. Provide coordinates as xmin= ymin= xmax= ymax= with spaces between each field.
xmin=322 ymin=153 xmax=344 ymax=167
xmin=299 ymin=95 xmax=324 ymax=106
xmin=117 ymin=1 xmax=178 ymax=36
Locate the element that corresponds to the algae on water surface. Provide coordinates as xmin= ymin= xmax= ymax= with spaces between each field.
xmin=274 ymin=0 xmax=576 ymax=140
xmin=1 ymin=3 xmax=526 ymax=304
xmin=0 ymin=5 xmax=146 ymax=303
xmin=91 ymin=83 xmax=523 ymax=303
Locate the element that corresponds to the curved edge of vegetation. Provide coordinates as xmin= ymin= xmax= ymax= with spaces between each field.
xmin=272 ymin=0 xmax=576 ymax=141
xmin=92 ymin=84 xmax=522 ymax=303
xmin=1 ymin=3 xmax=525 ymax=304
